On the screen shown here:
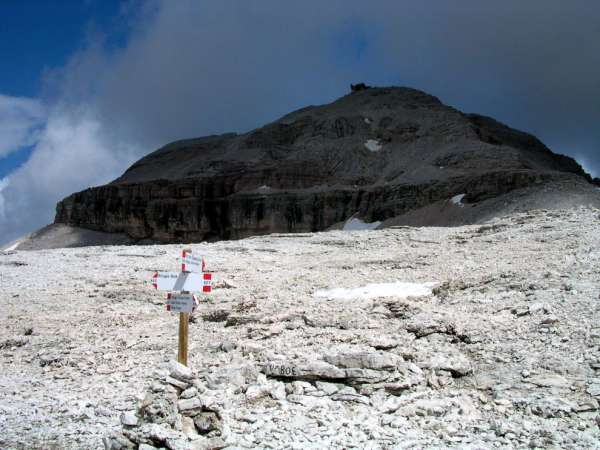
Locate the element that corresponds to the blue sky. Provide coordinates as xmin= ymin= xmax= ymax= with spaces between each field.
xmin=0 ymin=0 xmax=127 ymax=178
xmin=0 ymin=0 xmax=125 ymax=176
xmin=1 ymin=1 xmax=599 ymax=246
xmin=0 ymin=0 xmax=127 ymax=97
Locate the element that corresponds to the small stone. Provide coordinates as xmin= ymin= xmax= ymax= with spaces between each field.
xmin=337 ymin=386 xmax=357 ymax=395
xmin=368 ymin=337 xmax=399 ymax=350
xmin=234 ymin=411 xmax=258 ymax=423
xmin=587 ymin=383 xmax=600 ymax=397
xmin=290 ymin=381 xmax=305 ymax=395
xmin=324 ymin=352 xmax=400 ymax=370
xmin=220 ymin=341 xmax=236 ymax=352
xmin=315 ymin=381 xmax=339 ymax=395
xmin=331 ymin=393 xmax=370 ymax=404
xmin=528 ymin=374 xmax=570 ymax=388
xmin=169 ymin=360 xmax=193 ymax=381
xmin=529 ymin=303 xmax=549 ymax=314
xmin=530 ymin=397 xmax=574 ymax=418
xmin=138 ymin=445 xmax=158 ymax=450
xmin=182 ymin=416 xmax=198 ymax=438
xmin=512 ymin=307 xmax=529 ymax=317
xmin=540 ymin=315 xmax=559 ymax=325
xmin=165 ymin=437 xmax=191 ymax=450
xmin=178 ymin=397 xmax=203 ymax=412
xmin=180 ymin=387 xmax=198 ymax=399
xmin=246 ymin=384 xmax=268 ymax=401
xmin=136 ymin=423 xmax=179 ymax=444
xmin=194 ymin=412 xmax=222 ymax=434
xmin=204 ymin=437 xmax=227 ymax=450
xmin=120 ymin=411 xmax=138 ymax=427
xmin=166 ymin=376 xmax=190 ymax=390
xmin=269 ymin=382 xmax=286 ymax=400
xmin=575 ymin=399 xmax=598 ymax=412
xmin=103 ymin=434 xmax=136 ymax=450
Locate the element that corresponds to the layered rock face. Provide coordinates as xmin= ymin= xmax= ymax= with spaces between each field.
xmin=55 ymin=87 xmax=594 ymax=242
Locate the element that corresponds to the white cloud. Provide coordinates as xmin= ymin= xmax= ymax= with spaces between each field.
xmin=0 ymin=177 xmax=9 ymax=221
xmin=0 ymin=94 xmax=46 ymax=157
xmin=0 ymin=104 xmax=141 ymax=244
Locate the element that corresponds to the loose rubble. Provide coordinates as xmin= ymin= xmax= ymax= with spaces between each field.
xmin=1 ymin=207 xmax=600 ymax=448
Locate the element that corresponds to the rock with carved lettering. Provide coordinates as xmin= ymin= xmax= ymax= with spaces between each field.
xmin=262 ymin=360 xmax=346 ymax=380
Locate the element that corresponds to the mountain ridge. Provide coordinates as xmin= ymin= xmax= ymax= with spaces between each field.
xmin=53 ymin=86 xmax=599 ymax=244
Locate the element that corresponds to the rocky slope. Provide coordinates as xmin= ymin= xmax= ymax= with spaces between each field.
xmin=54 ymin=86 xmax=598 ymax=244
xmin=1 ymin=207 xmax=600 ymax=448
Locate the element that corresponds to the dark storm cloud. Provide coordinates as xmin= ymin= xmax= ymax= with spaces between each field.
xmin=2 ymin=0 xmax=600 ymax=245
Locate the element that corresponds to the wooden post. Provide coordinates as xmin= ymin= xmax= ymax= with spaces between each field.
xmin=178 ymin=311 xmax=189 ymax=366
xmin=178 ymin=249 xmax=192 ymax=367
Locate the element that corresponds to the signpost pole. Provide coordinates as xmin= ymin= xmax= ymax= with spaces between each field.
xmin=153 ymin=248 xmax=213 ymax=367
xmin=178 ymin=310 xmax=189 ymax=366
xmin=178 ymin=248 xmax=192 ymax=366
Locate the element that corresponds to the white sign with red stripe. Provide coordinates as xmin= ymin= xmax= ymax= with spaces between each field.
xmin=152 ymin=271 xmax=208 ymax=292
xmin=152 ymin=272 xmax=179 ymax=290
xmin=166 ymin=293 xmax=195 ymax=313
xmin=181 ymin=250 xmax=204 ymax=273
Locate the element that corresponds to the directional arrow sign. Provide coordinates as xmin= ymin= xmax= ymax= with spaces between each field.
xmin=181 ymin=250 xmax=203 ymax=273
xmin=152 ymin=272 xmax=179 ymax=290
xmin=152 ymin=272 xmax=206 ymax=292
xmin=166 ymin=293 xmax=195 ymax=313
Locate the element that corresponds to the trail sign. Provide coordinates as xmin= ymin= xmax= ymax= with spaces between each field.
xmin=166 ymin=293 xmax=195 ymax=313
xmin=181 ymin=249 xmax=203 ymax=273
xmin=152 ymin=271 xmax=209 ymax=292
xmin=150 ymin=248 xmax=215 ymax=367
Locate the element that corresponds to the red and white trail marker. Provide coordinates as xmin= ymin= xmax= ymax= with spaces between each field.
xmin=181 ymin=249 xmax=203 ymax=274
xmin=150 ymin=249 xmax=215 ymax=367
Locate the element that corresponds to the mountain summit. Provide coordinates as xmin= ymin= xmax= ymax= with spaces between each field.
xmin=52 ymin=86 xmax=599 ymax=244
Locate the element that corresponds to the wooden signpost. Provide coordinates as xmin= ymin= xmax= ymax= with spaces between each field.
xmin=152 ymin=249 xmax=213 ymax=366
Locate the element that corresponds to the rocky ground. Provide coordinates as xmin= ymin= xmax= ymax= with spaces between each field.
xmin=1 ymin=206 xmax=600 ymax=449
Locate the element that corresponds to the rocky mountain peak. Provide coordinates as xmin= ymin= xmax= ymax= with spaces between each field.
xmin=53 ymin=85 xmax=598 ymax=244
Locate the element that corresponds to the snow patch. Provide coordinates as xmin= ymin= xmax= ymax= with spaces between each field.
xmin=3 ymin=240 xmax=21 ymax=252
xmin=451 ymin=194 xmax=466 ymax=206
xmin=315 ymin=281 xmax=436 ymax=300
xmin=343 ymin=218 xmax=381 ymax=231
xmin=364 ymin=139 xmax=382 ymax=152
